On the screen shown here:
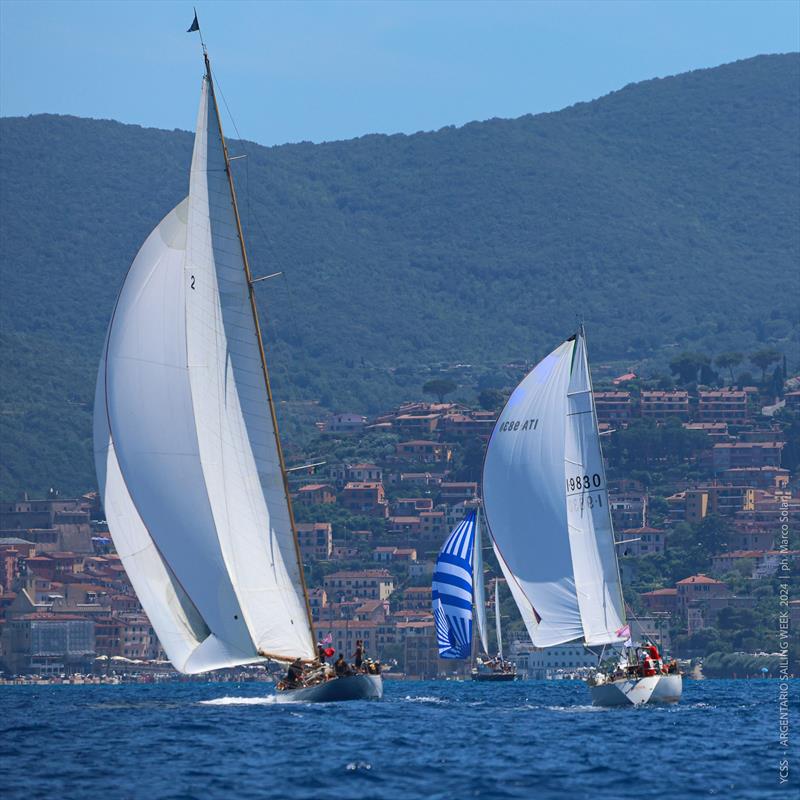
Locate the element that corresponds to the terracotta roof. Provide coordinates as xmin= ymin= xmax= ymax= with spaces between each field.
xmin=641 ymin=588 xmax=678 ymax=596
xmin=677 ymin=574 xmax=726 ymax=585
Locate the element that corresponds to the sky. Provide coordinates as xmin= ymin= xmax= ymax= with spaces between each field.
xmin=1 ymin=0 xmax=798 ymax=146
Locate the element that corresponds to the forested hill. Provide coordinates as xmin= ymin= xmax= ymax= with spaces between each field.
xmin=1 ymin=53 xmax=798 ymax=498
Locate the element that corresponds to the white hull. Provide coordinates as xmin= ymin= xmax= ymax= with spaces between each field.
xmin=589 ymin=674 xmax=682 ymax=707
xmin=276 ymin=674 xmax=383 ymax=703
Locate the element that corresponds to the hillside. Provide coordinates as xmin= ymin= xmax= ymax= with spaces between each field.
xmin=1 ymin=53 xmax=798 ymax=498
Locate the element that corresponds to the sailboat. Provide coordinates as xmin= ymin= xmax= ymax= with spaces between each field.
xmin=471 ymin=579 xmax=517 ymax=682
xmin=481 ymin=327 xmax=682 ymax=706
xmin=93 ymin=39 xmax=381 ymax=703
xmin=431 ymin=509 xmax=516 ymax=680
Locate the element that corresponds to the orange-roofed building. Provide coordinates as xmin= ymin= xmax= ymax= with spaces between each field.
xmin=676 ymin=574 xmax=728 ymax=611
xmin=341 ymin=482 xmax=388 ymax=517
xmin=295 ymin=484 xmax=336 ymax=506
xmin=640 ymin=588 xmax=678 ymax=614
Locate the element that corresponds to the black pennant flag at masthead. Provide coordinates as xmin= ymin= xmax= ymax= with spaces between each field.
xmin=187 ymin=11 xmax=200 ymax=33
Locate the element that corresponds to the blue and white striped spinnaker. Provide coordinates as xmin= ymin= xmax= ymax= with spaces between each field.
xmin=432 ymin=509 xmax=477 ymax=659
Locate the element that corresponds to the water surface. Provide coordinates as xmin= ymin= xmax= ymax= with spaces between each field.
xmin=1 ymin=679 xmax=794 ymax=798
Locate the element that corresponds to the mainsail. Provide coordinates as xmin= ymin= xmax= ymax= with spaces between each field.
xmin=482 ymin=329 xmax=626 ymax=649
xmin=94 ymin=56 xmax=316 ymax=673
xmin=432 ymin=510 xmax=478 ymax=659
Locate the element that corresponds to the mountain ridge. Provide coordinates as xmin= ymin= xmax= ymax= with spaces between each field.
xmin=1 ymin=52 xmax=798 ymax=498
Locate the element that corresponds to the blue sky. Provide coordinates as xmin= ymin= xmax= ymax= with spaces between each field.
xmin=1 ymin=1 xmax=798 ymax=146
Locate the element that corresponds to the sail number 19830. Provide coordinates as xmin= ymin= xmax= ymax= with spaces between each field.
xmin=566 ymin=473 xmax=602 ymax=492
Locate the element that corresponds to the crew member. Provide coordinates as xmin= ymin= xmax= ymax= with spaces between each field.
xmin=334 ymin=653 xmax=349 ymax=677
xmin=353 ymin=639 xmax=364 ymax=671
xmin=285 ymin=657 xmax=304 ymax=687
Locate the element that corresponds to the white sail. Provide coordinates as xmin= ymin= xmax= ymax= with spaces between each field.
xmin=483 ymin=332 xmax=626 ymax=649
xmin=564 ymin=334 xmax=626 ymax=645
xmin=94 ymin=72 xmax=315 ymax=673
xmin=494 ymin=579 xmax=503 ymax=658
xmin=483 ymin=339 xmax=582 ymax=647
xmin=490 ymin=539 xmax=541 ymax=641
xmin=473 ymin=512 xmax=490 ymax=655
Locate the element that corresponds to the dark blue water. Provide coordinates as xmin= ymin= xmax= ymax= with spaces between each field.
xmin=0 ymin=679 xmax=795 ymax=799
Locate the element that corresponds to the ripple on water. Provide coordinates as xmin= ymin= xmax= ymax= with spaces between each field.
xmin=0 ymin=679 xmax=791 ymax=800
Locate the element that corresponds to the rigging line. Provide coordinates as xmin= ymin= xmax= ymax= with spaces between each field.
xmin=210 ymin=67 xmax=287 ymax=272
xmin=210 ymin=67 xmax=303 ymax=354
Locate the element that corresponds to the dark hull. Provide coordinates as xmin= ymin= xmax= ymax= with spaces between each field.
xmin=471 ymin=671 xmax=517 ymax=682
xmin=276 ymin=673 xmax=383 ymax=703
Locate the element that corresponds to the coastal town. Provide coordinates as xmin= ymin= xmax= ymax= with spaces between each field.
xmin=2 ymin=364 xmax=798 ymax=683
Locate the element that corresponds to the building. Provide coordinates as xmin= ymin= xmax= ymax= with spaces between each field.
xmin=395 ymin=441 xmax=452 ymax=464
xmin=711 ymin=550 xmax=800 ymax=579
xmin=419 ymin=511 xmax=447 ymax=542
xmin=294 ymin=484 xmax=336 ymax=506
xmin=397 ymin=586 xmax=432 ymax=611
xmin=676 ymin=574 xmax=729 ymax=612
xmin=402 ymin=619 xmax=439 ymax=678
xmin=324 ymin=413 xmax=366 ymax=435
xmin=720 ymin=467 xmax=790 ymax=490
xmin=618 ymin=527 xmax=668 ymax=557
xmin=438 ymin=482 xmax=478 ymax=506
xmin=593 ymin=391 xmax=633 ymax=424
xmin=296 ymin=523 xmax=333 ymax=561
xmin=640 ymin=588 xmax=678 ymax=614
xmin=392 ymin=497 xmax=433 ymax=515
xmin=640 ymin=391 xmax=690 ymax=421
xmin=712 ymin=442 xmax=784 ymax=471
xmin=609 ymin=492 xmax=648 ymax=529
xmin=393 ymin=414 xmax=441 ymax=438
xmin=683 ymin=422 xmax=729 ymax=441
xmin=388 ymin=516 xmax=421 ymax=536
xmin=1 ymin=612 xmax=95 ymax=675
xmin=0 ymin=497 xmax=94 ymax=553
xmin=697 ymin=390 xmax=749 ymax=424
xmin=340 ymin=482 xmax=388 ymax=517
xmin=346 ymin=464 xmax=383 ymax=483
xmin=512 ymin=642 xmax=596 ymax=679
xmin=307 ymin=588 xmax=328 ymax=621
xmin=694 ymin=485 xmax=755 ymax=521
xmin=373 ymin=546 xmax=417 ymax=563
xmin=323 ymin=570 xmax=395 ymax=602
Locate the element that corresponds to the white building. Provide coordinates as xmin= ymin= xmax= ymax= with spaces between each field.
xmin=510 ymin=639 xmax=596 ymax=679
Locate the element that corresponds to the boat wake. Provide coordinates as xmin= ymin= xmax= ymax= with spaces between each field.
xmin=402 ymin=695 xmax=448 ymax=704
xmin=200 ymin=695 xmax=278 ymax=706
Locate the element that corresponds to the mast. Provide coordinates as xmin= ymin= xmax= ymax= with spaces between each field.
xmin=495 ymin=580 xmax=503 ymax=659
xmin=202 ymin=52 xmax=317 ymax=648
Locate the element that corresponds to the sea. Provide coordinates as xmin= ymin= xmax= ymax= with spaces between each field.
xmin=1 ymin=678 xmax=795 ymax=799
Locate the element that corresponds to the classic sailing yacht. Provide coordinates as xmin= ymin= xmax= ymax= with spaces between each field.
xmin=432 ymin=509 xmax=516 ymax=680
xmin=481 ymin=327 xmax=681 ymax=706
xmin=93 ymin=40 xmax=381 ymax=703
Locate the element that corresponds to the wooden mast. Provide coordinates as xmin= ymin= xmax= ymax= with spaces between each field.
xmin=202 ymin=51 xmax=317 ymax=652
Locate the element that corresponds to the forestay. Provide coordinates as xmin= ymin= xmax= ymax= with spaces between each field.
xmin=95 ymin=70 xmax=315 ymax=673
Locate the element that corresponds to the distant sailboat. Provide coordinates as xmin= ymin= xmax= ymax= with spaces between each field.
xmin=481 ymin=327 xmax=681 ymax=706
xmin=432 ymin=509 xmax=516 ymax=680
xmin=93 ymin=40 xmax=381 ymax=702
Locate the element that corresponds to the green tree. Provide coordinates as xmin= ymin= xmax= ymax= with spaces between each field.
xmin=750 ymin=348 xmax=781 ymax=383
xmin=478 ymin=387 xmax=506 ymax=411
xmin=422 ymin=378 xmax=457 ymax=403
xmin=715 ymin=352 xmax=743 ymax=384
xmin=669 ymin=352 xmax=710 ymax=385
